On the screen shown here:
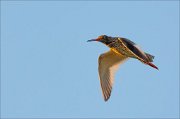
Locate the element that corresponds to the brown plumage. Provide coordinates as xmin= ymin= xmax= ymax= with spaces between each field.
xmin=88 ymin=35 xmax=158 ymax=101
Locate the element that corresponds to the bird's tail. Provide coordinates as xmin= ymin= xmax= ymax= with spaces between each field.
xmin=142 ymin=53 xmax=158 ymax=70
xmin=145 ymin=53 xmax=154 ymax=62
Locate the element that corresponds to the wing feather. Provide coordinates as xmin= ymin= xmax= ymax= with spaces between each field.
xmin=98 ymin=50 xmax=128 ymax=101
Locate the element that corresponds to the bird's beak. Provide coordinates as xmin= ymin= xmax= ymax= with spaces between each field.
xmin=87 ymin=39 xmax=97 ymax=42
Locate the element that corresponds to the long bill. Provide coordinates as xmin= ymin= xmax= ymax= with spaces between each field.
xmin=87 ymin=39 xmax=97 ymax=42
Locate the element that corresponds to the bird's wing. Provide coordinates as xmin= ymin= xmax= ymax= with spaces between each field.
xmin=121 ymin=38 xmax=158 ymax=69
xmin=98 ymin=50 xmax=128 ymax=101
xmin=121 ymin=38 xmax=154 ymax=62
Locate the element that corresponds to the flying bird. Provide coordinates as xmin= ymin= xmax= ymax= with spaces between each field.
xmin=87 ymin=35 xmax=158 ymax=101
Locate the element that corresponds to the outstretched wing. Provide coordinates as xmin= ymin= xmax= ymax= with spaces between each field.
xmin=98 ymin=50 xmax=128 ymax=101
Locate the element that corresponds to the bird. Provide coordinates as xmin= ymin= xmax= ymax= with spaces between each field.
xmin=87 ymin=35 xmax=158 ymax=101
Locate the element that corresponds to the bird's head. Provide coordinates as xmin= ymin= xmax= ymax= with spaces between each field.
xmin=87 ymin=35 xmax=116 ymax=45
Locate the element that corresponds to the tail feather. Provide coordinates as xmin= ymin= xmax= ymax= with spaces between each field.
xmin=145 ymin=53 xmax=154 ymax=62
xmin=141 ymin=53 xmax=158 ymax=70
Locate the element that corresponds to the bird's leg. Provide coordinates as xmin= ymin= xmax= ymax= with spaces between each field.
xmin=141 ymin=60 xmax=158 ymax=70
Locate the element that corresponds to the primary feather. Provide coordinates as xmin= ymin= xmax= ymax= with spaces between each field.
xmin=98 ymin=50 xmax=128 ymax=101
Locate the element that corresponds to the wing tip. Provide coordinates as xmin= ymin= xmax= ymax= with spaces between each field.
xmin=104 ymin=95 xmax=111 ymax=102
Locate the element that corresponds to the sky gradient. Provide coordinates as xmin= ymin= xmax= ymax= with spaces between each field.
xmin=1 ymin=1 xmax=179 ymax=118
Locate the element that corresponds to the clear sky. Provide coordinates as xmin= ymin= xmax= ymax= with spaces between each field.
xmin=1 ymin=1 xmax=179 ymax=118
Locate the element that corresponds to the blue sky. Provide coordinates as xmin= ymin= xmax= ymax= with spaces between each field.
xmin=1 ymin=1 xmax=179 ymax=118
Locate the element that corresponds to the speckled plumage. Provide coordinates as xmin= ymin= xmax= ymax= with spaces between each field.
xmin=88 ymin=35 xmax=158 ymax=101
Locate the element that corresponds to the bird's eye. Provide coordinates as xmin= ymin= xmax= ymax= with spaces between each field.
xmin=103 ymin=35 xmax=107 ymax=39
